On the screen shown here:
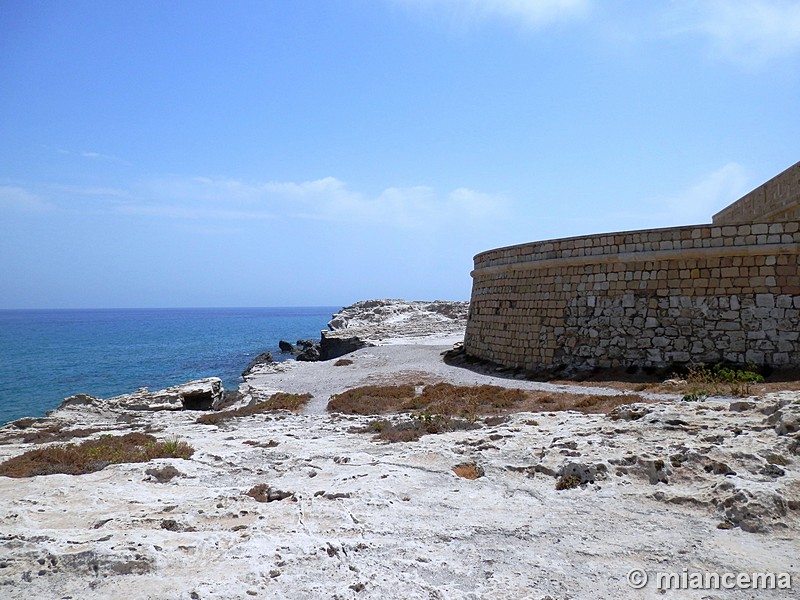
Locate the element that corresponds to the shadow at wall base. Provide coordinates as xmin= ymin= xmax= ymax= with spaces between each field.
xmin=445 ymin=346 xmax=800 ymax=384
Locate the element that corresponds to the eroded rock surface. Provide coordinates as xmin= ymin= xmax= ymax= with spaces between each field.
xmin=324 ymin=299 xmax=468 ymax=345
xmin=0 ymin=384 xmax=798 ymax=599
xmin=58 ymin=378 xmax=224 ymax=412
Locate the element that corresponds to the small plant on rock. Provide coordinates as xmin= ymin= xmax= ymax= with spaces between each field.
xmin=684 ymin=364 xmax=764 ymax=397
xmin=555 ymin=474 xmax=583 ymax=490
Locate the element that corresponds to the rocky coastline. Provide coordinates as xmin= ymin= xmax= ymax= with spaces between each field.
xmin=0 ymin=299 xmax=798 ymax=599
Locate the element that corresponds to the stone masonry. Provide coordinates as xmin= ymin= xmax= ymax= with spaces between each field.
xmin=713 ymin=161 xmax=800 ymax=225
xmin=464 ymin=164 xmax=800 ymax=374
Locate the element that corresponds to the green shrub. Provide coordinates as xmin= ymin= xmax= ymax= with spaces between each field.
xmin=684 ymin=364 xmax=764 ymax=397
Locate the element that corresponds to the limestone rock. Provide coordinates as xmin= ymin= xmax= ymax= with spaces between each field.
xmin=241 ymin=352 xmax=274 ymax=377
xmin=107 ymin=377 xmax=223 ymax=411
xmin=718 ymin=487 xmax=789 ymax=533
xmin=296 ymin=344 xmax=321 ymax=362
xmin=2 ymin=348 xmax=798 ymax=600
xmin=556 ymin=461 xmax=607 ymax=488
xmin=764 ymin=397 xmax=800 ymax=436
xmin=324 ymin=299 xmax=468 ymax=345
xmin=57 ymin=393 xmax=103 ymax=410
xmin=609 ymin=404 xmax=651 ymax=421
xmin=319 ymin=332 xmax=370 ymax=361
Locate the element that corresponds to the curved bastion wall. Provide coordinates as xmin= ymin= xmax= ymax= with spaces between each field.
xmin=464 ymin=221 xmax=800 ymax=373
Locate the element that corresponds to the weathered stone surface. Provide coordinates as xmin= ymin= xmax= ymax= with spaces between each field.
xmin=719 ymin=487 xmax=789 ymax=533
xmin=58 ymin=393 xmax=103 ymax=410
xmin=325 ymin=299 xmax=468 ymax=345
xmin=295 ymin=344 xmax=321 ymax=362
xmin=241 ymin=352 xmax=274 ymax=377
xmin=319 ymin=332 xmax=370 ymax=361
xmin=106 ymin=377 xmax=223 ymax=411
xmin=764 ymin=398 xmax=800 ymax=436
xmin=1 ymin=338 xmax=799 ymax=600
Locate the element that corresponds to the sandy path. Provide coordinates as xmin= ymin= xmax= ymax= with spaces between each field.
xmin=243 ymin=341 xmax=680 ymax=414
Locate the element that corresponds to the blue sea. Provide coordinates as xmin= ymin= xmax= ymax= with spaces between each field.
xmin=0 ymin=307 xmax=339 ymax=425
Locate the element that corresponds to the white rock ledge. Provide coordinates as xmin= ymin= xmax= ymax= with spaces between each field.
xmin=0 ymin=364 xmax=797 ymax=598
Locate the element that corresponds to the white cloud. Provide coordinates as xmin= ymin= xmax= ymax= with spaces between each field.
xmin=284 ymin=179 xmax=511 ymax=229
xmin=659 ymin=162 xmax=750 ymax=224
xmin=0 ymin=186 xmax=57 ymax=213
xmin=668 ymin=0 xmax=800 ymax=66
xmin=65 ymin=148 xmax=132 ymax=165
xmin=395 ymin=0 xmax=591 ymax=29
xmin=0 ymin=174 xmax=511 ymax=232
xmin=68 ymin=175 xmax=511 ymax=230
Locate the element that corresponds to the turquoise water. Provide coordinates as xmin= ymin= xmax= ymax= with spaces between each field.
xmin=0 ymin=307 xmax=339 ymax=425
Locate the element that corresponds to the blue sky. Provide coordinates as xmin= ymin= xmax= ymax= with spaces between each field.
xmin=1 ymin=0 xmax=798 ymax=308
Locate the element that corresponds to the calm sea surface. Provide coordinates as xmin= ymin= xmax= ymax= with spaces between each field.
xmin=0 ymin=307 xmax=339 ymax=425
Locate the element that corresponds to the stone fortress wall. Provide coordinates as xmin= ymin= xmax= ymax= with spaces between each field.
xmin=464 ymin=161 xmax=800 ymax=373
xmin=713 ymin=161 xmax=800 ymax=225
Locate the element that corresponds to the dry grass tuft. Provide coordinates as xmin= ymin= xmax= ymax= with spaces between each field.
xmin=327 ymin=385 xmax=416 ymax=415
xmin=327 ymin=383 xmax=525 ymax=416
xmin=23 ymin=426 xmax=103 ymax=445
xmin=328 ymin=383 xmax=642 ymax=419
xmin=260 ymin=392 xmax=312 ymax=411
xmin=349 ymin=413 xmax=480 ymax=443
xmin=418 ymin=383 xmax=526 ymax=415
xmin=197 ymin=392 xmax=312 ymax=425
xmin=0 ymin=423 xmax=103 ymax=446
xmin=555 ymin=474 xmax=582 ymax=490
xmin=452 ymin=462 xmax=484 ymax=480
xmin=527 ymin=392 xmax=645 ymax=414
xmin=0 ymin=433 xmax=194 ymax=478
xmin=375 ymin=423 xmax=428 ymax=443
xmin=335 ymin=383 xmax=650 ymax=444
xmin=334 ymin=358 xmax=354 ymax=366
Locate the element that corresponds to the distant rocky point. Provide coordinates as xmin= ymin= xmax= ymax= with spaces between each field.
xmin=324 ymin=298 xmax=468 ymax=343
xmin=251 ymin=299 xmax=469 ymax=374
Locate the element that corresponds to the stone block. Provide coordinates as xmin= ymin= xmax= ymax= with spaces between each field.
xmin=756 ymin=294 xmax=775 ymax=308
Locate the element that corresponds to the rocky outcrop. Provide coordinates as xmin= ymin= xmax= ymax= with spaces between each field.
xmin=2 ymin=387 xmax=798 ymax=599
xmin=58 ymin=378 xmax=225 ymax=412
xmin=241 ymin=352 xmax=274 ymax=377
xmin=278 ymin=341 xmax=296 ymax=354
xmin=246 ymin=300 xmax=468 ymax=369
xmin=327 ymin=299 xmax=468 ymax=336
xmin=319 ymin=331 xmax=370 ymax=361
xmin=296 ymin=345 xmax=321 ymax=362
xmin=312 ymin=299 xmax=468 ymax=361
